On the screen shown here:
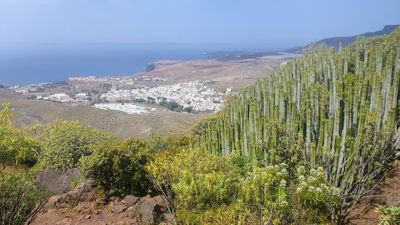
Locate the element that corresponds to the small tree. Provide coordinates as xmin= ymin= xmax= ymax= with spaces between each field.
xmin=79 ymin=138 xmax=153 ymax=196
xmin=0 ymin=172 xmax=49 ymax=225
xmin=0 ymin=103 xmax=39 ymax=169
xmin=41 ymin=120 xmax=113 ymax=169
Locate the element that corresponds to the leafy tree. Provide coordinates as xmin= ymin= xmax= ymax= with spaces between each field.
xmin=40 ymin=120 xmax=113 ymax=169
xmin=0 ymin=103 xmax=39 ymax=169
xmin=79 ymin=138 xmax=153 ymax=196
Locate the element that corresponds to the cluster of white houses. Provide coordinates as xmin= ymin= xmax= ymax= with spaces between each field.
xmin=100 ymin=81 xmax=228 ymax=112
xmin=35 ymin=93 xmax=90 ymax=104
xmin=11 ymin=79 xmax=232 ymax=114
xmin=93 ymin=103 xmax=155 ymax=115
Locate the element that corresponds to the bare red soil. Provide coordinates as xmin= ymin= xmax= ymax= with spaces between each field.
xmin=349 ymin=161 xmax=400 ymax=224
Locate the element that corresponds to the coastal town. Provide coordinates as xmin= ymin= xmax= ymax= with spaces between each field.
xmin=10 ymin=76 xmax=231 ymax=115
xmin=100 ymin=81 xmax=229 ymax=112
xmin=8 ymin=57 xmax=287 ymax=116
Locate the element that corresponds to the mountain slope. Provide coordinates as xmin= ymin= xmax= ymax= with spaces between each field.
xmin=208 ymin=25 xmax=399 ymax=60
xmin=317 ymin=25 xmax=399 ymax=47
xmin=0 ymin=88 xmax=204 ymax=138
xmin=193 ymin=28 xmax=400 ymax=222
xmin=288 ymin=25 xmax=399 ymax=53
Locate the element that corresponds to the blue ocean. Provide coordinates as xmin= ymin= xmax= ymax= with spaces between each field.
xmin=0 ymin=43 xmax=227 ymax=86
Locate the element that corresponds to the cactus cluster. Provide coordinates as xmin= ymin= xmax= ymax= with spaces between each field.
xmin=193 ymin=29 xmax=400 ymax=218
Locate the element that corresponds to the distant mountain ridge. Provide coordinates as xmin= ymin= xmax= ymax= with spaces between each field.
xmin=287 ymin=24 xmax=400 ymax=53
xmin=316 ymin=24 xmax=399 ymax=47
xmin=208 ymin=25 xmax=399 ymax=60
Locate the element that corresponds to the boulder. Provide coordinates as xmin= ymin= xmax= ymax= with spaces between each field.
xmin=37 ymin=167 xmax=81 ymax=194
xmin=138 ymin=195 xmax=170 ymax=224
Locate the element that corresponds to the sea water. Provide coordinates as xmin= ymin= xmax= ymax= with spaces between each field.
xmin=0 ymin=43 xmax=212 ymax=86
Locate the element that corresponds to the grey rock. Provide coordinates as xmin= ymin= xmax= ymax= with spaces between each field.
xmin=138 ymin=195 xmax=169 ymax=224
xmin=37 ymin=167 xmax=81 ymax=194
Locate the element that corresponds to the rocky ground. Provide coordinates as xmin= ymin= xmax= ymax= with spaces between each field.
xmin=29 ymin=180 xmax=173 ymax=225
xmin=31 ymin=163 xmax=400 ymax=225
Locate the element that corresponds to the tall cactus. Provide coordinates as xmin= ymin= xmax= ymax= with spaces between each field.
xmin=192 ymin=30 xmax=400 ymax=217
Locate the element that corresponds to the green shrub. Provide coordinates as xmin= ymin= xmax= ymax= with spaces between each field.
xmin=292 ymin=166 xmax=340 ymax=224
xmin=79 ymin=138 xmax=152 ymax=196
xmin=149 ymin=150 xmax=299 ymax=224
xmin=147 ymin=149 xmax=243 ymax=224
xmin=171 ymin=152 xmax=240 ymax=210
xmin=159 ymin=99 xmax=184 ymax=112
xmin=41 ymin=120 xmax=113 ymax=169
xmin=0 ymin=103 xmax=39 ymax=169
xmin=239 ymin=164 xmax=290 ymax=224
xmin=148 ymin=148 xmax=342 ymax=225
xmin=377 ymin=205 xmax=400 ymax=225
xmin=148 ymin=135 xmax=190 ymax=153
xmin=0 ymin=172 xmax=49 ymax=225
xmin=0 ymin=126 xmax=39 ymax=169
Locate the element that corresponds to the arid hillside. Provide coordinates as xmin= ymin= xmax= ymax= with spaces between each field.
xmin=0 ymin=89 xmax=204 ymax=138
xmin=136 ymin=57 xmax=284 ymax=91
xmin=1 ymin=57 xmax=284 ymax=138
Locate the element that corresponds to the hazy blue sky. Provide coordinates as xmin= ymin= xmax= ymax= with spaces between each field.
xmin=0 ymin=0 xmax=399 ymax=48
